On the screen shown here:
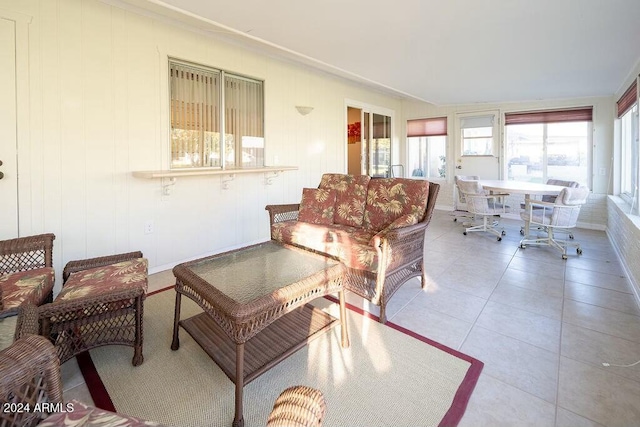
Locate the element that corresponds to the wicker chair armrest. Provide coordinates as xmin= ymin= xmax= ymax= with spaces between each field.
xmin=0 ymin=335 xmax=63 ymax=421
xmin=267 ymin=385 xmax=326 ymax=427
xmin=374 ymin=221 xmax=428 ymax=246
xmin=265 ymin=204 xmax=301 ymax=225
xmin=63 ymin=251 xmax=143 ymax=283
xmin=0 ymin=233 xmax=55 ymax=273
xmin=14 ymin=304 xmax=40 ymax=339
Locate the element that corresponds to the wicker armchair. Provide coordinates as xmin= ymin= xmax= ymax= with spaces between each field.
xmin=35 ymin=251 xmax=148 ymax=366
xmin=1 ymin=334 xmax=326 ymax=427
xmin=266 ymin=180 xmax=440 ymax=323
xmin=0 ymin=233 xmax=55 ymax=317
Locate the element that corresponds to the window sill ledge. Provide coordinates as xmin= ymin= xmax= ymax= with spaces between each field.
xmin=608 ymin=195 xmax=640 ymax=228
xmin=132 ymin=166 xmax=298 ymax=179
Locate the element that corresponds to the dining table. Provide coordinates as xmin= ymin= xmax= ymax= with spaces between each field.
xmin=478 ymin=179 xmax=567 ymax=237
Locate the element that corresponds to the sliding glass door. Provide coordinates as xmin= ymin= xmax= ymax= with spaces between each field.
xmin=348 ymin=106 xmax=392 ymax=177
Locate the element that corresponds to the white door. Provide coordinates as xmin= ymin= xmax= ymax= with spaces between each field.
xmin=455 ymin=111 xmax=502 ymax=180
xmin=0 ymin=18 xmax=19 ymax=239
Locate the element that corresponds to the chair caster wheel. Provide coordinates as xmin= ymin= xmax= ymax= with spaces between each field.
xmin=562 ymin=254 xmax=568 ymax=260
xmin=501 ymin=230 xmax=506 ymax=236
xmin=453 ymin=218 xmax=458 ymax=222
xmin=520 ymin=230 xmax=524 ymax=235
xmin=463 ymin=231 xmax=467 ymax=235
xmin=577 ymin=248 xmax=583 ymax=255
xmin=519 ymin=244 xmax=525 ymax=249
xmin=497 ymin=237 xmax=502 ymax=241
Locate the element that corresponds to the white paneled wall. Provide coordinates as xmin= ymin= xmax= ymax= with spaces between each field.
xmin=1 ymin=0 xmax=402 ymax=288
xmin=607 ymin=197 xmax=640 ymax=300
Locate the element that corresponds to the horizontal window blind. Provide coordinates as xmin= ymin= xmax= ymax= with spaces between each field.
xmin=407 ymin=117 xmax=447 ymax=137
xmin=617 ymin=79 xmax=638 ymax=118
xmin=505 ymin=107 xmax=593 ymax=125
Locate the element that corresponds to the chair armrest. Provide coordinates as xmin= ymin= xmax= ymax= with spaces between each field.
xmin=0 ymin=335 xmax=63 ymax=426
xmin=265 ymin=204 xmax=301 ymax=225
xmin=267 ymin=385 xmax=326 ymax=427
xmin=63 ymin=251 xmax=143 ymax=283
xmin=0 ymin=233 xmax=55 ymax=274
xmin=14 ymin=304 xmax=40 ymax=339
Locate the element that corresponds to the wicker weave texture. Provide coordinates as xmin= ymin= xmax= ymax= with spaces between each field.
xmin=0 ymin=234 xmax=54 ymax=275
xmin=40 ymin=252 xmax=146 ymax=366
xmin=174 ymin=242 xmax=344 ymax=343
xmin=267 ymin=385 xmax=326 ymax=427
xmin=266 ymin=181 xmax=440 ymax=323
xmin=0 ymin=335 xmax=63 ymax=427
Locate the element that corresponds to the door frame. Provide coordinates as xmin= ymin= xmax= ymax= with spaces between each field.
xmin=0 ymin=10 xmax=31 ymax=238
xmin=344 ymin=99 xmax=396 ymax=176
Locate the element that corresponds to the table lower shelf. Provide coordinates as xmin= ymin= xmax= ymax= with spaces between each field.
xmin=180 ymin=304 xmax=338 ymax=385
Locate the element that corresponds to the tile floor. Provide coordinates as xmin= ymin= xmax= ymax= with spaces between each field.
xmin=61 ymin=210 xmax=640 ymax=426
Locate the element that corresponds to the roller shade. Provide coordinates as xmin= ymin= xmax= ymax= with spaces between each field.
xmin=407 ymin=117 xmax=447 ymax=137
xmin=505 ymin=107 xmax=593 ymax=125
xmin=617 ymin=79 xmax=638 ymax=118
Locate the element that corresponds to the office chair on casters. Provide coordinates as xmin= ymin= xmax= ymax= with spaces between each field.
xmin=451 ymin=175 xmax=480 ymax=224
xmin=456 ymin=179 xmax=511 ymax=241
xmin=519 ymin=186 xmax=589 ymax=259
xmin=519 ymin=179 xmax=580 ymax=238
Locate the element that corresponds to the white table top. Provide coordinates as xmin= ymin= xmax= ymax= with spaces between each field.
xmin=479 ymin=180 xmax=566 ymax=196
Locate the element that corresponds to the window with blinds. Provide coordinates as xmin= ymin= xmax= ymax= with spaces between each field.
xmin=407 ymin=117 xmax=447 ymax=179
xmin=504 ymin=107 xmax=593 ymax=186
xmin=169 ymin=59 xmax=264 ymax=169
xmin=617 ymin=79 xmax=638 ymax=206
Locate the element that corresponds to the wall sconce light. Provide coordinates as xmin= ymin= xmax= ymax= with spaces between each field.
xmin=295 ymin=106 xmax=314 ymax=116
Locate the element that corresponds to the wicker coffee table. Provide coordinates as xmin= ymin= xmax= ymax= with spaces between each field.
xmin=171 ymin=241 xmax=349 ymax=427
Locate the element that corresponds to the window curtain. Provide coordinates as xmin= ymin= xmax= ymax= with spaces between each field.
xmin=617 ymin=79 xmax=638 ymax=118
xmin=407 ymin=117 xmax=447 ymax=137
xmin=224 ymin=75 xmax=264 ymax=167
xmin=170 ymin=61 xmax=220 ymax=167
xmin=505 ymin=107 xmax=593 ymax=125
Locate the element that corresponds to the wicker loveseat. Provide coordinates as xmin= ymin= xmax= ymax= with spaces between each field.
xmin=266 ymin=174 xmax=439 ymax=323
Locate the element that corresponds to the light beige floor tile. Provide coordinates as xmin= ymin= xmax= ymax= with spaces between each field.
xmin=555 ymin=408 xmax=605 ymax=427
xmin=458 ymin=374 xmax=556 ymax=427
xmin=561 ymin=323 xmax=640 ymax=383
xmin=489 ymin=283 xmax=563 ymax=320
xmin=60 ymin=358 xmax=86 ymax=391
xmin=499 ymin=268 xmax=565 ymax=298
xmin=558 ymin=357 xmax=640 ymax=426
xmin=63 ymin=382 xmax=94 ymax=407
xmin=565 ymin=267 xmax=633 ymax=294
xmin=436 ymin=270 xmax=500 ymax=299
xmin=563 ymin=299 xmax=640 ymax=343
xmin=565 ymin=281 xmax=640 ymax=316
xmin=475 ymin=301 xmax=561 ymax=352
xmin=508 ymin=256 xmax=566 ymax=279
xmin=390 ymin=303 xmax=473 ymax=350
xmin=410 ymin=285 xmax=487 ymax=323
xmin=460 ymin=326 xmax=559 ymax=403
xmin=564 ymin=256 xmax=625 ymax=276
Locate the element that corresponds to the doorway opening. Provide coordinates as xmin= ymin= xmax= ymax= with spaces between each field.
xmin=347 ymin=106 xmax=392 ymax=177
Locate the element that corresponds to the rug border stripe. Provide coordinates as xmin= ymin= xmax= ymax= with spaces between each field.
xmin=83 ymin=291 xmax=483 ymax=426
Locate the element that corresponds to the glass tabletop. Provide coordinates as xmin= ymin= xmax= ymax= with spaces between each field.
xmin=185 ymin=242 xmax=340 ymax=304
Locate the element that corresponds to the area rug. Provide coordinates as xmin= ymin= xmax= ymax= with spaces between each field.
xmin=80 ymin=289 xmax=483 ymax=427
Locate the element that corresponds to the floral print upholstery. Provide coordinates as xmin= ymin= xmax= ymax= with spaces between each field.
xmin=362 ymin=178 xmax=429 ymax=232
xmin=38 ymin=399 xmax=166 ymax=427
xmin=0 ymin=267 xmax=54 ymax=312
xmin=56 ymin=258 xmax=148 ymax=302
xmin=319 ymin=174 xmax=370 ymax=228
xmin=298 ymin=188 xmax=336 ymax=225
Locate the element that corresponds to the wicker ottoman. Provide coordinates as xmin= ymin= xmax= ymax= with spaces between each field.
xmin=38 ymin=251 xmax=148 ymax=366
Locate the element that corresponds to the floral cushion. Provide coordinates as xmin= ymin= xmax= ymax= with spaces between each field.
xmin=271 ymin=221 xmax=380 ymax=271
xmin=318 ymin=174 xmax=370 ymax=228
xmin=0 ymin=267 xmax=54 ymax=312
xmin=38 ymin=399 xmax=166 ymax=426
xmin=56 ymin=258 xmax=148 ymax=302
xmin=298 ymin=188 xmax=336 ymax=225
xmin=362 ymin=178 xmax=430 ymax=232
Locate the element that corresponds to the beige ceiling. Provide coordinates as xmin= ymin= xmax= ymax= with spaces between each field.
xmin=121 ymin=0 xmax=640 ymax=105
